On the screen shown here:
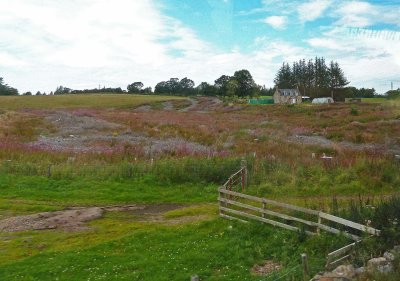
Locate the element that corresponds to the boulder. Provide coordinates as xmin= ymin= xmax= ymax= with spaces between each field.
xmin=332 ymin=265 xmax=356 ymax=279
xmin=367 ymin=257 xmax=387 ymax=269
xmin=383 ymin=251 xmax=395 ymax=262
xmin=354 ymin=267 xmax=365 ymax=276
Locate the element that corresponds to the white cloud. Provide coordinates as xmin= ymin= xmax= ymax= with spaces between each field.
xmin=298 ymin=0 xmax=332 ymax=22
xmin=263 ymin=16 xmax=287 ymax=29
xmin=334 ymin=1 xmax=400 ymax=27
xmin=307 ymin=38 xmax=354 ymax=51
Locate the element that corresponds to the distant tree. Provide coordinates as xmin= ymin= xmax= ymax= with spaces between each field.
xmin=179 ymin=77 xmax=195 ymax=95
xmin=141 ymin=87 xmax=152 ymax=94
xmin=154 ymin=81 xmax=168 ymax=94
xmin=214 ymin=75 xmax=231 ymax=96
xmin=274 ymin=63 xmax=293 ymax=89
xmin=233 ymin=69 xmax=256 ymax=97
xmin=54 ymin=86 xmax=71 ymax=95
xmin=23 ymin=91 xmax=32 ymax=96
xmin=328 ymin=61 xmax=350 ymax=99
xmin=127 ymin=82 xmax=144 ymax=93
xmin=314 ymin=57 xmax=329 ymax=90
xmin=386 ymin=89 xmax=400 ymax=99
xmin=0 ymin=77 xmax=18 ymax=96
xmin=196 ymin=82 xmax=216 ymax=96
xmin=273 ymin=57 xmax=350 ymax=100
xmin=155 ymin=77 xmax=194 ymax=95
xmin=36 ymin=91 xmax=42 ymax=96
xmin=226 ymin=79 xmax=239 ymax=97
xmin=260 ymin=86 xmax=274 ymax=97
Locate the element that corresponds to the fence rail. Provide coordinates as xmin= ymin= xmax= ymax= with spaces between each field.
xmin=218 ymin=187 xmax=380 ymax=241
xmin=218 ymin=167 xmax=381 ymax=271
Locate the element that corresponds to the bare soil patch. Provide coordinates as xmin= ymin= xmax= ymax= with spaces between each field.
xmin=251 ymin=260 xmax=283 ymax=276
xmin=0 ymin=207 xmax=103 ymax=232
xmin=0 ymin=204 xmax=200 ymax=233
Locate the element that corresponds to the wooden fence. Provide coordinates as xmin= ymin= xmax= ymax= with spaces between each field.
xmin=218 ymin=167 xmax=381 ymax=270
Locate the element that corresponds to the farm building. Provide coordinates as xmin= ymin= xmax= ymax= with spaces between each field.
xmin=273 ymin=88 xmax=302 ymax=104
xmin=312 ymin=97 xmax=334 ymax=104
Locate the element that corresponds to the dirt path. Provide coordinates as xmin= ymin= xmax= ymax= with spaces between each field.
xmin=179 ymin=98 xmax=198 ymax=112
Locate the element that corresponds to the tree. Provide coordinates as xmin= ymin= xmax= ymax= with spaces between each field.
xmin=179 ymin=77 xmax=195 ymax=95
xmin=0 ymin=77 xmax=18 ymax=96
xmin=386 ymin=89 xmax=400 ymax=99
xmin=274 ymin=63 xmax=293 ymax=89
xmin=141 ymin=87 xmax=152 ymax=94
xmin=273 ymin=57 xmax=350 ymax=100
xmin=233 ymin=69 xmax=256 ymax=97
xmin=196 ymin=82 xmax=216 ymax=96
xmin=214 ymin=75 xmax=231 ymax=96
xmin=226 ymin=79 xmax=239 ymax=97
xmin=127 ymin=82 xmax=144 ymax=93
xmin=23 ymin=91 xmax=32 ymax=96
xmin=328 ymin=61 xmax=350 ymax=99
xmin=54 ymin=86 xmax=71 ymax=95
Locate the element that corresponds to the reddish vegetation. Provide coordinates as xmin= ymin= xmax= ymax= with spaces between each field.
xmin=0 ymin=98 xmax=399 ymax=168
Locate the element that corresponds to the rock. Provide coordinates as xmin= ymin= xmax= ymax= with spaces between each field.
xmin=355 ymin=267 xmax=365 ymax=276
xmin=384 ymin=251 xmax=395 ymax=262
xmin=319 ymin=273 xmax=351 ymax=281
xmin=332 ymin=265 xmax=356 ymax=279
xmin=393 ymin=245 xmax=400 ymax=254
xmin=377 ymin=263 xmax=393 ymax=274
xmin=367 ymin=257 xmax=393 ymax=274
xmin=367 ymin=257 xmax=387 ymax=270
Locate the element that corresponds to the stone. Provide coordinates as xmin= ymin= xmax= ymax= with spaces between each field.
xmin=377 ymin=263 xmax=393 ymax=274
xmin=367 ymin=257 xmax=387 ymax=270
xmin=319 ymin=273 xmax=351 ymax=281
xmin=384 ymin=251 xmax=395 ymax=262
xmin=393 ymin=245 xmax=400 ymax=254
xmin=355 ymin=267 xmax=365 ymax=276
xmin=332 ymin=265 xmax=356 ymax=279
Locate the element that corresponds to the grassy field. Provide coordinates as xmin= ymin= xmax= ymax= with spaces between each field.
xmin=0 ymin=95 xmax=399 ymax=280
xmin=0 ymin=94 xmax=184 ymax=110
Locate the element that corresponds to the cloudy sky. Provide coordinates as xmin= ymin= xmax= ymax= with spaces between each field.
xmin=0 ymin=0 xmax=399 ymax=94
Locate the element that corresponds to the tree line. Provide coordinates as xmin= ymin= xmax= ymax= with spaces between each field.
xmin=1 ymin=63 xmax=398 ymax=99
xmin=274 ymin=57 xmax=350 ymax=100
xmin=0 ymin=77 xmax=18 ymax=96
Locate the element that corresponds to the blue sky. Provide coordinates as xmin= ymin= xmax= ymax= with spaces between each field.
xmin=0 ymin=0 xmax=399 ymax=93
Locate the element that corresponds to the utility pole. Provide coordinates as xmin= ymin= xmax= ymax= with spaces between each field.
xmin=391 ymin=82 xmax=393 ymax=90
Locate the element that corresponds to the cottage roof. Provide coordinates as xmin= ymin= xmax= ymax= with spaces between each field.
xmin=276 ymin=89 xmax=300 ymax=96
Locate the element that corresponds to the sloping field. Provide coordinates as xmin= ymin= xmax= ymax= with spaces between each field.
xmin=0 ymin=94 xmax=184 ymax=110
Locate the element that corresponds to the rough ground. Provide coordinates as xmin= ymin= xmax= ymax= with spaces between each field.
xmin=0 ymin=204 xmax=208 ymax=233
xmin=29 ymin=110 xmax=215 ymax=155
xmin=288 ymin=134 xmax=400 ymax=155
xmin=251 ymin=260 xmax=283 ymax=276
xmin=0 ymin=207 xmax=104 ymax=232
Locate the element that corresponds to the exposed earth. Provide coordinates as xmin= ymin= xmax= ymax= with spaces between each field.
xmin=0 ymin=204 xmax=209 ymax=233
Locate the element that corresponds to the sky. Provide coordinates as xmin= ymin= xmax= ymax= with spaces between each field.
xmin=0 ymin=0 xmax=399 ymax=94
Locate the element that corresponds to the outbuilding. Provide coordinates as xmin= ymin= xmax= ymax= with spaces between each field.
xmin=312 ymin=97 xmax=334 ymax=104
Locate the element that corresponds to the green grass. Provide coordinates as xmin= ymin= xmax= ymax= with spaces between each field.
xmin=0 ymin=174 xmax=217 ymax=206
xmin=0 ymin=217 xmax=348 ymax=281
xmin=361 ymin=97 xmax=387 ymax=103
xmin=0 ymin=94 xmax=184 ymax=110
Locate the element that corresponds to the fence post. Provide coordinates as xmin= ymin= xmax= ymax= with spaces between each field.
xmin=191 ymin=275 xmax=199 ymax=281
xmin=317 ymin=213 xmax=321 ymax=235
xmin=301 ymin=253 xmax=310 ymax=281
xmin=47 ymin=164 xmax=52 ymax=178
xmin=262 ymin=200 xmax=266 ymax=219
xmin=241 ymin=159 xmax=247 ymax=190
